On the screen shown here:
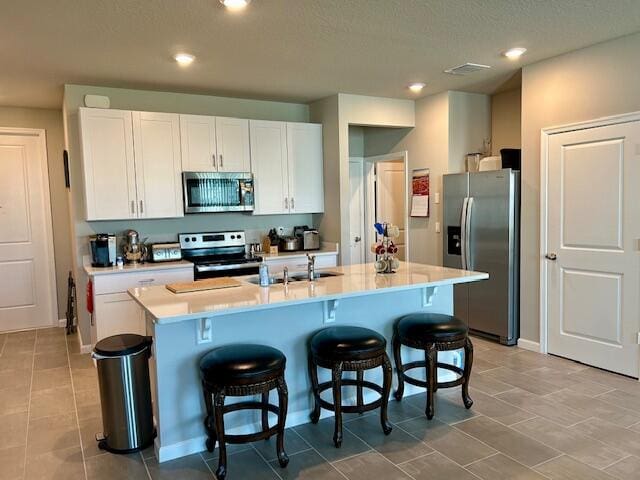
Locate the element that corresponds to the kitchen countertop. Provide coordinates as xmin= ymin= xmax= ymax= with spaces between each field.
xmin=129 ymin=262 xmax=488 ymax=324
xmin=83 ymin=258 xmax=193 ymax=276
xmin=259 ymin=242 xmax=339 ymax=260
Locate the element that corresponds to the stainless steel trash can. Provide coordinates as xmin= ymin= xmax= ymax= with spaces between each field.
xmin=92 ymin=334 xmax=155 ymax=453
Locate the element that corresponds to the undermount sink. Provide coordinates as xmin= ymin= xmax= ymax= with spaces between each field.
xmin=245 ymin=271 xmax=343 ymax=286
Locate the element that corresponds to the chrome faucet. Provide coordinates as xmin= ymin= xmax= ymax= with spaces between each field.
xmin=283 ymin=266 xmax=289 ymax=286
xmin=307 ymin=253 xmax=316 ymax=281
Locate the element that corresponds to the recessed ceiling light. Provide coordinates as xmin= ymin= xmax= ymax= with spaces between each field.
xmin=408 ymin=82 xmax=426 ymax=93
xmin=220 ymin=0 xmax=251 ymax=10
xmin=504 ymin=47 xmax=527 ymax=59
xmin=174 ymin=53 xmax=195 ymax=66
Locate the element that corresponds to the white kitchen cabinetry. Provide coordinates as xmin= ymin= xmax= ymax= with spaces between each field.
xmin=90 ymin=265 xmax=193 ymax=345
xmin=180 ymin=114 xmax=250 ymax=173
xmin=250 ymin=120 xmax=289 ymax=215
xmin=79 ymin=108 xmax=137 ymax=220
xmin=286 ymin=122 xmax=324 ymax=213
xmin=250 ymin=120 xmax=324 ymax=215
xmin=132 ymin=112 xmax=183 ymax=219
xmin=79 ymin=108 xmax=183 ymax=220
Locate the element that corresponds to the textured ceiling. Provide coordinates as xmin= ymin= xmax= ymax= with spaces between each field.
xmin=2 ymin=0 xmax=640 ymax=108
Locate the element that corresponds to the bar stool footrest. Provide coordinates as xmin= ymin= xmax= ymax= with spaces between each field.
xmin=401 ymin=361 xmax=465 ymax=389
xmin=316 ymin=379 xmax=385 ymax=413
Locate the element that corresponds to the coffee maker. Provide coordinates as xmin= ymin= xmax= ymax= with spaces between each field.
xmin=90 ymin=234 xmax=116 ymax=267
xmin=122 ymin=229 xmax=147 ymax=264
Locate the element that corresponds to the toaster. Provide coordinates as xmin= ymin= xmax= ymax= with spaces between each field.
xmin=150 ymin=242 xmax=182 ymax=262
xmin=302 ymin=230 xmax=320 ymax=251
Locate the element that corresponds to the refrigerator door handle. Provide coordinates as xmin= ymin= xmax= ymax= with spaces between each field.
xmin=465 ymin=197 xmax=474 ymax=270
xmin=460 ymin=197 xmax=469 ymax=269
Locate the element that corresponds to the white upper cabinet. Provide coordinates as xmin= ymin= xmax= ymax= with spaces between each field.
xmin=132 ymin=112 xmax=183 ymax=219
xmin=215 ymin=117 xmax=251 ymax=172
xmin=250 ymin=120 xmax=324 ymax=215
xmin=179 ymin=114 xmax=217 ymax=172
xmin=286 ymin=122 xmax=324 ymax=213
xmin=179 ymin=114 xmax=251 ymax=172
xmin=250 ymin=120 xmax=289 ymax=215
xmin=79 ymin=108 xmax=137 ymax=220
xmin=79 ymin=108 xmax=183 ymax=221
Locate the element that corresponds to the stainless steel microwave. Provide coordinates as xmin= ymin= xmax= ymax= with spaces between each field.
xmin=183 ymin=172 xmax=254 ymax=213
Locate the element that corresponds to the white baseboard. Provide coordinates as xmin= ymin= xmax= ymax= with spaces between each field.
xmin=517 ymin=338 xmax=541 ymax=353
xmin=154 ymin=381 xmax=432 ymax=463
xmin=58 ymin=318 xmax=67 ymax=328
xmin=76 ymin=328 xmax=93 ymax=354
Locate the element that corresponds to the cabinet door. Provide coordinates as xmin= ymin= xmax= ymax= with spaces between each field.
xmin=132 ymin=112 xmax=183 ymax=218
xmin=94 ymin=293 xmax=145 ymax=342
xmin=179 ymin=114 xmax=217 ymax=172
xmin=287 ymin=122 xmax=324 ymax=213
xmin=79 ymin=108 xmax=137 ymax=220
xmin=215 ymin=117 xmax=251 ymax=172
xmin=250 ymin=120 xmax=289 ymax=215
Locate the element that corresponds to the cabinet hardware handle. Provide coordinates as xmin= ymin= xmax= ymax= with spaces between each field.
xmin=284 ymin=197 xmax=289 ymax=210
xmin=220 ymin=154 xmax=223 ymax=168
xmin=138 ymin=278 xmax=155 ymax=284
xmin=212 ymin=154 xmax=217 ymax=168
xmin=131 ymin=200 xmax=135 ymax=215
xmin=291 ymin=197 xmax=295 ymax=210
xmin=140 ymin=200 xmax=144 ymax=214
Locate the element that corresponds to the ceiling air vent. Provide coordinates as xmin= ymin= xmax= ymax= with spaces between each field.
xmin=444 ymin=63 xmax=492 ymax=75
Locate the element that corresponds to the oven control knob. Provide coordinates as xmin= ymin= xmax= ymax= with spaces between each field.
xmin=191 ymin=237 xmax=196 ymax=242
xmin=231 ymin=235 xmax=235 ymax=239
xmin=184 ymin=238 xmax=190 ymax=242
xmin=237 ymin=234 xmax=242 ymax=239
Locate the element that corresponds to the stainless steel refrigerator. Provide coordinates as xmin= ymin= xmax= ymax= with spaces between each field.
xmin=443 ymin=169 xmax=520 ymax=345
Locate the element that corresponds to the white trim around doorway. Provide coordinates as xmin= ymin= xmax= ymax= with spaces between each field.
xmin=0 ymin=127 xmax=58 ymax=330
xmin=363 ymin=151 xmax=410 ymax=263
xmin=539 ymin=110 xmax=640 ymax=356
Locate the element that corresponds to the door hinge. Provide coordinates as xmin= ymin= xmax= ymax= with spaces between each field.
xmin=637 ymin=332 xmax=640 ymax=345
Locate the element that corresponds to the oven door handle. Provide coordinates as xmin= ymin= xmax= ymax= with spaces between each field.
xmin=195 ymin=262 xmax=262 ymax=273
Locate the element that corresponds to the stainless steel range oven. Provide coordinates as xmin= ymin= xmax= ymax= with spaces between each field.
xmin=179 ymin=231 xmax=262 ymax=279
xmin=183 ymin=172 xmax=254 ymax=213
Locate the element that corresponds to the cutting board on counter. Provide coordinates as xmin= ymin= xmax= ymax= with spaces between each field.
xmin=166 ymin=277 xmax=242 ymax=294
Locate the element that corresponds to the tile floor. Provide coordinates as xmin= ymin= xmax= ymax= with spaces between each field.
xmin=1 ymin=328 xmax=640 ymax=479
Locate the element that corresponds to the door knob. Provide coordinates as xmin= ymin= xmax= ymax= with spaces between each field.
xmin=354 ymin=236 xmax=361 ymax=242
xmin=545 ymin=253 xmax=557 ymax=261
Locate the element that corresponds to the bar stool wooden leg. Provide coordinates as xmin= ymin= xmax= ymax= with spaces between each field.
xmin=308 ymin=355 xmax=321 ymax=424
xmin=213 ymin=391 xmax=227 ymax=480
xmin=261 ymin=391 xmax=270 ymax=432
xmin=202 ymin=382 xmax=217 ymax=452
xmin=380 ymin=355 xmax=393 ymax=435
xmin=332 ymin=362 xmax=344 ymax=448
xmin=425 ymin=344 xmax=437 ymax=420
xmin=356 ymin=370 xmax=364 ymax=409
xmin=392 ymin=332 xmax=404 ymax=401
xmin=276 ymin=376 xmax=289 ymax=467
xmin=462 ymin=337 xmax=474 ymax=409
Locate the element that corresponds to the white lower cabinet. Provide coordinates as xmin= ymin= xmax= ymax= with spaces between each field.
xmin=90 ymin=266 xmax=193 ymax=345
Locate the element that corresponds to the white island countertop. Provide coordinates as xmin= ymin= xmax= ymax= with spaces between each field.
xmin=129 ymin=262 xmax=488 ymax=325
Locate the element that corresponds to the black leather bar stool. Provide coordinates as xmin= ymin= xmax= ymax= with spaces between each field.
xmin=393 ymin=313 xmax=474 ymax=420
xmin=308 ymin=326 xmax=392 ymax=448
xmin=200 ymin=344 xmax=289 ymax=480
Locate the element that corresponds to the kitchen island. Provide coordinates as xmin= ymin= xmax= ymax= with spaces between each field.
xmin=129 ymin=262 xmax=488 ymax=462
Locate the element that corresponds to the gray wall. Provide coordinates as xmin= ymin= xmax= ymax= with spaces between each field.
xmin=520 ymin=31 xmax=640 ymax=343
xmin=0 ymin=107 xmax=71 ymax=319
xmin=63 ymin=84 xmax=315 ymax=346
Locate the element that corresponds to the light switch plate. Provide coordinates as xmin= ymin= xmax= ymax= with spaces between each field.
xmin=435 ymin=222 xmax=441 ymax=233
xmin=434 ymin=192 xmax=440 ymax=204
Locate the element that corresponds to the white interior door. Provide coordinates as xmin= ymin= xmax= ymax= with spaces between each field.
xmin=348 ymin=160 xmax=365 ymax=264
xmin=375 ymin=160 xmax=406 ymax=260
xmin=0 ymin=132 xmax=56 ymax=332
xmin=546 ymin=121 xmax=640 ymax=377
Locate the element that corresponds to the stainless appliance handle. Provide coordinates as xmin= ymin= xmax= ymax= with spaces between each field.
xmin=460 ymin=197 xmax=469 ymax=269
xmin=195 ymin=262 xmax=261 ymax=273
xmin=465 ymin=197 xmax=474 ymax=270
